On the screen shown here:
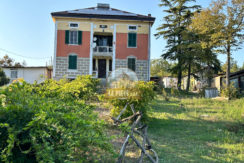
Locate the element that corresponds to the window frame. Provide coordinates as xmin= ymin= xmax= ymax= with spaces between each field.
xmin=10 ymin=69 xmax=18 ymax=79
xmin=68 ymin=54 xmax=78 ymax=71
xmin=128 ymin=25 xmax=138 ymax=31
xmin=69 ymin=22 xmax=79 ymax=29
xmin=127 ymin=32 xmax=137 ymax=48
xmin=69 ymin=30 xmax=79 ymax=45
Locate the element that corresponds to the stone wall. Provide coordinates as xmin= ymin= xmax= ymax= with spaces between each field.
xmin=55 ymin=57 xmax=90 ymax=80
xmin=115 ymin=59 xmax=149 ymax=81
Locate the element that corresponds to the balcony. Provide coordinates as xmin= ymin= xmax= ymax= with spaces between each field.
xmin=93 ymin=46 xmax=113 ymax=57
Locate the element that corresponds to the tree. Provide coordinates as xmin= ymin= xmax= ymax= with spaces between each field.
xmin=150 ymin=59 xmax=173 ymax=77
xmin=190 ymin=0 xmax=244 ymax=86
xmin=0 ymin=55 xmax=25 ymax=67
xmin=222 ymin=57 xmax=240 ymax=73
xmin=156 ymin=0 xmax=201 ymax=90
xmin=0 ymin=68 xmax=9 ymax=86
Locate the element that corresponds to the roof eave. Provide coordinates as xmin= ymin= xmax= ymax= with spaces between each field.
xmin=51 ymin=13 xmax=155 ymax=23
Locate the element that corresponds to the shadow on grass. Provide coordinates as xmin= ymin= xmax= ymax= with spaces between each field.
xmin=147 ymin=98 xmax=244 ymax=163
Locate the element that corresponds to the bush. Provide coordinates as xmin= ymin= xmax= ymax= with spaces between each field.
xmin=0 ymin=68 xmax=9 ymax=86
xmin=221 ymin=83 xmax=240 ymax=99
xmin=32 ymin=75 xmax=99 ymax=101
xmin=108 ymin=81 xmax=156 ymax=122
xmin=0 ymin=79 xmax=114 ymax=162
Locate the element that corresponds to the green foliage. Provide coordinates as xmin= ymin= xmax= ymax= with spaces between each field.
xmin=32 ymin=75 xmax=99 ymax=101
xmin=150 ymin=59 xmax=173 ymax=77
xmin=221 ymin=83 xmax=240 ymax=99
xmin=0 ymin=68 xmax=9 ymax=86
xmin=109 ymin=81 xmax=156 ymax=122
xmin=0 ymin=77 xmax=114 ymax=162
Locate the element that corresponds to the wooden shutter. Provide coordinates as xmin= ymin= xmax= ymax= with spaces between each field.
xmin=68 ymin=55 xmax=77 ymax=69
xmin=78 ymin=31 xmax=82 ymax=45
xmin=65 ymin=30 xmax=69 ymax=44
xmin=128 ymin=33 xmax=137 ymax=47
xmin=109 ymin=59 xmax=112 ymax=71
xmin=128 ymin=58 xmax=136 ymax=71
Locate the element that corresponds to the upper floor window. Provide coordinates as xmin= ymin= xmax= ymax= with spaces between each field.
xmin=10 ymin=69 xmax=18 ymax=79
xmin=127 ymin=57 xmax=136 ymax=71
xmin=128 ymin=33 xmax=137 ymax=48
xmin=65 ymin=30 xmax=82 ymax=45
xmin=69 ymin=23 xmax=79 ymax=28
xmin=128 ymin=25 xmax=137 ymax=31
xmin=68 ymin=55 xmax=77 ymax=70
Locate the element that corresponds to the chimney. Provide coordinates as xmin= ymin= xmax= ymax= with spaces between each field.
xmin=97 ymin=3 xmax=110 ymax=10
xmin=148 ymin=14 xmax=151 ymax=17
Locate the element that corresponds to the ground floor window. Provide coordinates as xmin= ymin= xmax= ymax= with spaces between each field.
xmin=68 ymin=55 xmax=77 ymax=70
xmin=128 ymin=58 xmax=136 ymax=71
xmin=10 ymin=70 xmax=18 ymax=79
xmin=109 ymin=59 xmax=112 ymax=71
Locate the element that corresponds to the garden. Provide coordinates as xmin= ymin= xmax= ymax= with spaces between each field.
xmin=0 ymin=76 xmax=244 ymax=162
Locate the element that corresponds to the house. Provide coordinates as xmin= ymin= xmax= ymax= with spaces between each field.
xmin=162 ymin=76 xmax=178 ymax=88
xmin=2 ymin=66 xmax=52 ymax=84
xmin=212 ymin=69 xmax=244 ymax=92
xmin=51 ymin=3 xmax=155 ymax=81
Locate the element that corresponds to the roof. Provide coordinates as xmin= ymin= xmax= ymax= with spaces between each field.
xmin=2 ymin=66 xmax=53 ymax=70
xmin=51 ymin=4 xmax=155 ymax=23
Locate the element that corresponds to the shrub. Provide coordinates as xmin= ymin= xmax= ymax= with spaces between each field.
xmin=221 ymin=83 xmax=240 ymax=99
xmin=32 ymin=75 xmax=99 ymax=101
xmin=108 ymin=81 xmax=156 ymax=122
xmin=0 ymin=68 xmax=9 ymax=86
xmin=0 ymin=80 xmax=114 ymax=162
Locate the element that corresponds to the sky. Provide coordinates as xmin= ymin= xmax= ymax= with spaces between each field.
xmin=0 ymin=0 xmax=243 ymax=67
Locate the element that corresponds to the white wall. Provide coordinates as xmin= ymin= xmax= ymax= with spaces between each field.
xmin=3 ymin=68 xmax=47 ymax=84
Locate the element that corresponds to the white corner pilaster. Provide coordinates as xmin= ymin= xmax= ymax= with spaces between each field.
xmin=148 ymin=23 xmax=151 ymax=81
xmin=112 ymin=24 xmax=117 ymax=71
xmin=53 ymin=21 xmax=58 ymax=78
xmin=89 ymin=23 xmax=94 ymax=75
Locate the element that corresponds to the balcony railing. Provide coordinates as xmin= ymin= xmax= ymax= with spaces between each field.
xmin=93 ymin=46 xmax=113 ymax=57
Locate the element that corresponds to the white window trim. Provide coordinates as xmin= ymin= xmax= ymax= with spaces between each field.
xmin=10 ymin=69 xmax=18 ymax=79
xmin=128 ymin=25 xmax=138 ymax=31
xmin=68 ymin=53 xmax=78 ymax=71
xmin=69 ymin=22 xmax=80 ymax=29
xmin=127 ymin=32 xmax=137 ymax=48
xmin=69 ymin=30 xmax=79 ymax=45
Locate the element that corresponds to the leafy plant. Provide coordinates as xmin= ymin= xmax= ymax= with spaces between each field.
xmin=0 ymin=78 xmax=114 ymax=162
xmin=108 ymin=81 xmax=156 ymax=122
xmin=221 ymin=83 xmax=240 ymax=99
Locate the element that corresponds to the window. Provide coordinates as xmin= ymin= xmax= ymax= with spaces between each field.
xmin=230 ymin=78 xmax=238 ymax=88
xmin=128 ymin=58 xmax=136 ymax=71
xmin=109 ymin=59 xmax=112 ymax=71
xmin=128 ymin=33 xmax=137 ymax=48
xmin=128 ymin=25 xmax=137 ymax=31
xmin=10 ymin=70 xmax=18 ymax=79
xmin=69 ymin=23 xmax=79 ymax=28
xmin=65 ymin=30 xmax=82 ymax=45
xmin=68 ymin=55 xmax=77 ymax=70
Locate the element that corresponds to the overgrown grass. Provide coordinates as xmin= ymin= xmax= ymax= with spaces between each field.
xmin=148 ymin=96 xmax=244 ymax=162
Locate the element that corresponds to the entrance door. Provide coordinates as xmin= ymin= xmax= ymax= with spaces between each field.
xmin=98 ymin=59 xmax=106 ymax=78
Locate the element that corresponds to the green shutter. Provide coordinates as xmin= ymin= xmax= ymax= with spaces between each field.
xmin=65 ymin=30 xmax=69 ymax=44
xmin=68 ymin=55 xmax=77 ymax=69
xmin=128 ymin=33 xmax=137 ymax=47
xmin=78 ymin=31 xmax=82 ymax=45
xmin=128 ymin=58 xmax=136 ymax=71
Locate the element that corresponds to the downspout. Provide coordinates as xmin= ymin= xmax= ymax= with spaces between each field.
xmin=53 ymin=20 xmax=58 ymax=79
xmin=148 ymin=22 xmax=151 ymax=81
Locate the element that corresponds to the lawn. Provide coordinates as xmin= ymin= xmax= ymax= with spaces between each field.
xmin=147 ymin=96 xmax=244 ymax=163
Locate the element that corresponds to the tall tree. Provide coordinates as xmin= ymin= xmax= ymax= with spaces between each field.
xmin=222 ymin=57 xmax=240 ymax=73
xmin=190 ymin=0 xmax=244 ymax=86
xmin=156 ymin=0 xmax=201 ymax=90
